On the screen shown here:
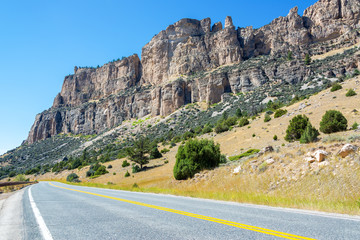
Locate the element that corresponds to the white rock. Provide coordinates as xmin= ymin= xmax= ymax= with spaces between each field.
xmin=266 ymin=158 xmax=275 ymax=165
xmin=233 ymin=166 xmax=241 ymax=174
xmin=312 ymin=150 xmax=328 ymax=162
xmin=338 ymin=144 xmax=358 ymax=158
xmin=305 ymin=156 xmax=315 ymax=163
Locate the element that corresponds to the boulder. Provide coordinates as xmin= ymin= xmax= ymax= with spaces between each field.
xmin=305 ymin=156 xmax=316 ymax=163
xmin=338 ymin=144 xmax=358 ymax=158
xmin=312 ymin=150 xmax=328 ymax=162
xmin=265 ymin=158 xmax=275 ymax=165
xmin=259 ymin=146 xmax=274 ymax=155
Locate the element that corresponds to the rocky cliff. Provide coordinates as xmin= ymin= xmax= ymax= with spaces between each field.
xmin=27 ymin=0 xmax=360 ymax=144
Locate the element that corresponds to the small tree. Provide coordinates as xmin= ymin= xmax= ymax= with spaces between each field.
xmin=239 ymin=118 xmax=249 ymax=127
xmin=285 ymin=115 xmax=309 ymax=142
xmin=304 ymin=53 xmax=311 ymax=65
xmin=287 ymin=51 xmax=293 ymax=61
xmin=300 ymin=123 xmax=319 ymax=143
xmin=264 ymin=113 xmax=271 ymax=122
xmin=319 ymin=110 xmax=347 ymax=134
xmin=330 ymin=83 xmax=342 ymax=92
xmin=274 ymin=109 xmax=287 ymax=118
xmin=66 ymin=173 xmax=80 ymax=182
xmin=127 ymin=137 xmax=151 ymax=169
xmin=150 ymin=147 xmax=162 ymax=159
xmin=173 ymin=139 xmax=221 ymax=180
xmin=346 ymin=89 xmax=357 ymax=97
xmin=236 ymin=108 xmax=242 ymax=118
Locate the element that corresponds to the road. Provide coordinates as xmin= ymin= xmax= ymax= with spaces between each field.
xmin=1 ymin=182 xmax=359 ymax=240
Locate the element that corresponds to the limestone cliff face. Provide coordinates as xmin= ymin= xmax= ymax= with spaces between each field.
xmin=27 ymin=0 xmax=360 ymax=143
xmin=141 ymin=17 xmax=242 ymax=85
xmin=53 ymin=54 xmax=141 ymax=108
xmin=303 ymin=0 xmax=360 ymax=41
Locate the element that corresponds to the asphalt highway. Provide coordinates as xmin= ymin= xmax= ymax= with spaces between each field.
xmin=1 ymin=181 xmax=359 ymax=240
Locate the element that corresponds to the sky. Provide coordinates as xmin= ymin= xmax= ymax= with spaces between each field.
xmin=0 ymin=0 xmax=318 ymax=155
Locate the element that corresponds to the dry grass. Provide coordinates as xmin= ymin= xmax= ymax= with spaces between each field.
xmin=34 ymin=76 xmax=360 ymax=215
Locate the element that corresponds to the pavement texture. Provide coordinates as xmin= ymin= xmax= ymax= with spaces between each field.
xmin=1 ymin=181 xmax=360 ymax=240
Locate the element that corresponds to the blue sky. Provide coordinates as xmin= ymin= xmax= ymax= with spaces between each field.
xmin=0 ymin=0 xmax=318 ymax=154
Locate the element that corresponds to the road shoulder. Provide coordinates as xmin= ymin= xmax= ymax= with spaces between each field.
xmin=0 ymin=188 xmax=26 ymax=240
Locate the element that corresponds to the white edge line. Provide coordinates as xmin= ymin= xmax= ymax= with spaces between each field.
xmin=28 ymin=186 xmax=54 ymax=240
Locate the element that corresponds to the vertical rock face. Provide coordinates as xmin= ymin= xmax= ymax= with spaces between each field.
xmin=141 ymin=17 xmax=242 ymax=85
xmin=27 ymin=0 xmax=360 ymax=143
xmin=53 ymin=54 xmax=141 ymax=108
xmin=303 ymin=0 xmax=360 ymax=41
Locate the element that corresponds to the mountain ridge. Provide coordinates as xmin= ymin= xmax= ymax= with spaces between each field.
xmin=27 ymin=0 xmax=360 ymax=144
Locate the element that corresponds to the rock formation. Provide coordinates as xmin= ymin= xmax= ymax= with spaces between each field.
xmin=27 ymin=0 xmax=360 ymax=143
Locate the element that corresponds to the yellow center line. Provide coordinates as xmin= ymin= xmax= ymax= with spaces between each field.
xmin=48 ymin=182 xmax=316 ymax=240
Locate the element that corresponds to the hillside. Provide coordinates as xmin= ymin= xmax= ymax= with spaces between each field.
xmin=15 ymin=74 xmax=360 ymax=215
xmin=1 ymin=0 xmax=360 ymax=215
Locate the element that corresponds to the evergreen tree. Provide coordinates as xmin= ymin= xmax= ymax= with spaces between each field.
xmin=287 ymin=51 xmax=293 ymax=61
xmin=300 ymin=123 xmax=319 ymax=143
xmin=285 ymin=115 xmax=309 ymax=142
xmin=127 ymin=137 xmax=151 ymax=169
xmin=319 ymin=110 xmax=347 ymax=133
xmin=304 ymin=53 xmax=311 ymax=65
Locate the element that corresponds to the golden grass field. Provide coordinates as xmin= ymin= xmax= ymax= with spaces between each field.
xmin=28 ymin=75 xmax=360 ymax=215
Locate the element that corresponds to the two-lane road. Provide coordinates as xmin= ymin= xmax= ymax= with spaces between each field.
xmin=1 ymin=182 xmax=359 ymax=239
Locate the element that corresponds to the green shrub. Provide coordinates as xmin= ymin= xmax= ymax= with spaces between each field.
xmin=229 ymin=149 xmax=260 ymax=161
xmin=215 ymin=121 xmax=229 ymax=133
xmin=160 ymin=148 xmax=170 ymax=154
xmin=319 ymin=110 xmax=348 ymax=133
xmin=94 ymin=165 xmax=108 ymax=176
xmin=264 ymin=113 xmax=271 ymax=122
xmin=346 ymin=89 xmax=357 ymax=97
xmin=107 ymin=165 xmax=112 ymax=169
xmin=236 ymin=108 xmax=243 ymax=118
xmin=252 ymin=133 xmax=256 ymax=137
xmin=238 ymin=118 xmax=249 ymax=127
xmin=86 ymin=169 xmax=95 ymax=177
xmin=173 ymin=139 xmax=221 ymax=180
xmin=259 ymin=162 xmax=268 ymax=172
xmin=202 ymin=124 xmax=213 ymax=134
xmin=273 ymin=135 xmax=278 ymax=141
xmin=14 ymin=174 xmax=27 ymax=182
xmin=124 ymin=171 xmax=130 ymax=177
xmin=122 ymin=160 xmax=130 ymax=167
xmin=299 ymin=123 xmax=319 ymax=143
xmin=150 ymin=147 xmax=163 ymax=159
xmin=8 ymin=171 xmax=16 ymax=178
xmin=66 ymin=173 xmax=80 ymax=182
xmin=304 ymin=53 xmax=311 ymax=65
xmin=330 ymin=83 xmax=342 ymax=92
xmin=274 ymin=109 xmax=287 ymax=118
xmin=287 ymin=51 xmax=293 ymax=61
xmin=132 ymin=165 xmax=140 ymax=173
xmin=285 ymin=115 xmax=309 ymax=142
xmin=225 ymin=116 xmax=238 ymax=127
xmin=220 ymin=154 xmax=227 ymax=163
xmin=352 ymin=122 xmax=359 ymax=130
xmin=182 ymin=131 xmax=194 ymax=140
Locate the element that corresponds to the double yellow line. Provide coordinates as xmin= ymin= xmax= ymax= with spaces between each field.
xmin=49 ymin=182 xmax=316 ymax=240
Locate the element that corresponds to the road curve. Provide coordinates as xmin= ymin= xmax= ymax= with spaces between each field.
xmin=1 ymin=181 xmax=360 ymax=240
